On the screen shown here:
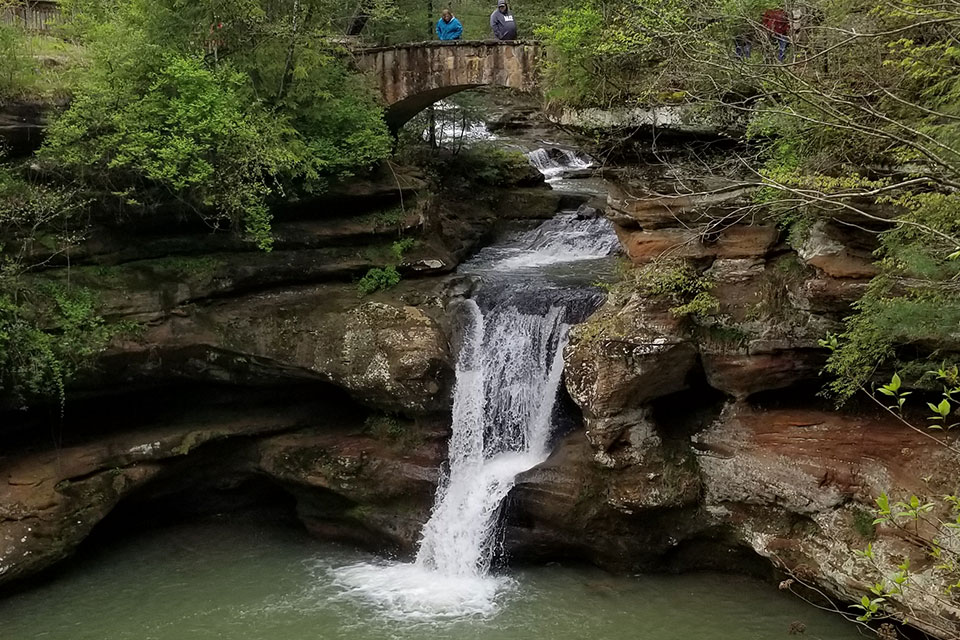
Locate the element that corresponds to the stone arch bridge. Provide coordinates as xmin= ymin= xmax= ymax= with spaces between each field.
xmin=355 ymin=40 xmax=541 ymax=130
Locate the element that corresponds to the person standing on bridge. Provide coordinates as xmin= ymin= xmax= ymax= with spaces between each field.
xmin=436 ymin=8 xmax=463 ymax=41
xmin=490 ymin=1 xmax=517 ymax=40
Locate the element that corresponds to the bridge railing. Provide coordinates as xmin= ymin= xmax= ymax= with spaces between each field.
xmin=1 ymin=0 xmax=60 ymax=32
xmin=355 ymin=39 xmax=539 ymax=54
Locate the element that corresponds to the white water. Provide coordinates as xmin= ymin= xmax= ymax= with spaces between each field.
xmin=484 ymin=213 xmax=621 ymax=271
xmin=418 ymin=100 xmax=498 ymax=144
xmin=526 ymin=148 xmax=594 ymax=182
xmin=332 ymin=214 xmax=618 ymax=619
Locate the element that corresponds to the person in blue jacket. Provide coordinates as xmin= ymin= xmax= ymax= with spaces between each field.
xmin=436 ymin=9 xmax=463 ymax=40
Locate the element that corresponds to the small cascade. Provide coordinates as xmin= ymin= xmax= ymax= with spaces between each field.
xmin=526 ymin=147 xmax=594 ymax=182
xmin=474 ymin=212 xmax=621 ymax=271
xmin=332 ymin=212 xmax=619 ymax=619
xmin=419 ymin=100 xmax=498 ymax=144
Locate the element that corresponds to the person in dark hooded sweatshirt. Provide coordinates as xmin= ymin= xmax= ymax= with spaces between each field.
xmin=490 ymin=1 xmax=517 ymax=40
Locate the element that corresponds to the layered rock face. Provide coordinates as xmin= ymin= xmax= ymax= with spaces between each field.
xmin=2 ymin=138 xmax=957 ymax=638
xmin=509 ymin=179 xmax=960 ymax=637
xmin=0 ymin=392 xmax=444 ymax=586
xmin=0 ymin=160 xmax=576 ymax=587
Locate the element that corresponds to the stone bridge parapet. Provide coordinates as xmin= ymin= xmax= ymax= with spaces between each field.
xmin=355 ymin=40 xmax=541 ymax=129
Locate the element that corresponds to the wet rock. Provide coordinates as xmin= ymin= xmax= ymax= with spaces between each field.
xmin=615 ymin=225 xmax=779 ymax=264
xmin=0 ymin=403 xmax=318 ymax=587
xmin=507 ymin=431 xmax=706 ymax=570
xmin=575 ymin=204 xmax=602 ymax=220
xmin=564 ymin=295 xmax=697 ymax=429
xmin=798 ymin=220 xmax=879 ymax=279
xmin=257 ymin=428 xmax=442 ymax=553
xmin=101 ymin=283 xmax=453 ymax=415
xmin=793 ymin=277 xmax=869 ymax=314
xmin=700 ymin=343 xmax=826 ymax=398
xmin=606 ymin=182 xmax=754 ymax=230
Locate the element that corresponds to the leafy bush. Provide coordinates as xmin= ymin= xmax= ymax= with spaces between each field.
xmin=0 ymin=285 xmax=113 ymax=404
xmin=357 ymin=266 xmax=401 ymax=295
xmin=390 ymin=237 xmax=416 ymax=261
xmin=639 ymin=260 xmax=718 ymax=319
xmin=41 ymin=0 xmax=392 ymax=249
xmin=44 ymin=53 xmax=291 ymax=249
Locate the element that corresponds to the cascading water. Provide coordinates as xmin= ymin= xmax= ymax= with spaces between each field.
xmin=526 ymin=147 xmax=594 ymax=182
xmin=332 ymin=212 xmax=618 ymax=619
xmin=475 ymin=213 xmax=621 ymax=271
xmin=415 ymin=303 xmax=569 ymax=578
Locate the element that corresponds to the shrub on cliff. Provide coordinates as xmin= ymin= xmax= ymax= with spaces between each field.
xmin=0 ymin=21 xmax=34 ymax=100
xmin=41 ymin=0 xmax=392 ymax=250
xmin=0 ymin=166 xmax=115 ymax=405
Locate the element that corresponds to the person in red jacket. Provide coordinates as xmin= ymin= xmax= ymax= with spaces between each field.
xmin=762 ymin=8 xmax=790 ymax=61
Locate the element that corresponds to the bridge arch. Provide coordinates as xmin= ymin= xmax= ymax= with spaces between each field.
xmin=355 ymin=41 xmax=541 ymax=131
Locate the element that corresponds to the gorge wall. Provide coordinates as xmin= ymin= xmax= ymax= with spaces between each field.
xmin=1 ymin=130 xmax=957 ymax=637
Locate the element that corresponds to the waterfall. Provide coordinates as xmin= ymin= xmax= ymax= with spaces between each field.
xmin=526 ymin=148 xmax=593 ymax=182
xmin=332 ymin=213 xmax=618 ymax=619
xmin=482 ymin=213 xmax=621 ymax=270
xmin=415 ymin=302 xmax=569 ymax=576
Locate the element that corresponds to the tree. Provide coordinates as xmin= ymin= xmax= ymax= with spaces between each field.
xmin=44 ymin=0 xmax=394 ymax=249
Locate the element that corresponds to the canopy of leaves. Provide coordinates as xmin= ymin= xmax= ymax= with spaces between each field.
xmin=43 ymin=0 xmax=393 ymax=249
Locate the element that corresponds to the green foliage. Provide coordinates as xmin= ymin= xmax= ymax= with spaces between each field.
xmin=41 ymin=0 xmax=392 ymax=249
xmin=824 ymin=278 xmax=960 ymax=400
xmin=0 ymin=13 xmax=88 ymax=102
xmin=44 ymin=53 xmax=289 ymax=249
xmin=640 ymin=261 xmax=719 ymax=319
xmin=357 ymin=265 xmax=401 ymax=295
xmin=926 ymin=365 xmax=960 ymax=430
xmin=0 ymin=20 xmax=34 ymax=99
xmin=875 ymin=372 xmax=912 ymax=413
xmin=535 ymin=0 xmax=689 ymax=106
xmin=0 ymin=285 xmax=113 ymax=404
xmin=0 ymin=163 xmax=126 ymax=407
xmin=390 ymin=237 xmax=416 ymax=261
xmin=852 ymin=508 xmax=877 ymax=540
xmin=373 ymin=206 xmax=407 ymax=229
xmin=398 ymin=143 xmax=534 ymax=194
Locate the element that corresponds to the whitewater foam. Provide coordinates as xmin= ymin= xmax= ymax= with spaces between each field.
xmin=331 ymin=212 xmax=616 ymax=620
xmin=526 ymin=148 xmax=593 ymax=182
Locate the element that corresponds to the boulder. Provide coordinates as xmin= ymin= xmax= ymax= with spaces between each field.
xmin=564 ymin=294 xmax=697 ymax=428
xmin=100 ymin=283 xmax=453 ymax=415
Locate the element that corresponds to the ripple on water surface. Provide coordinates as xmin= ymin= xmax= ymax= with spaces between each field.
xmin=0 ymin=518 xmax=867 ymax=640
